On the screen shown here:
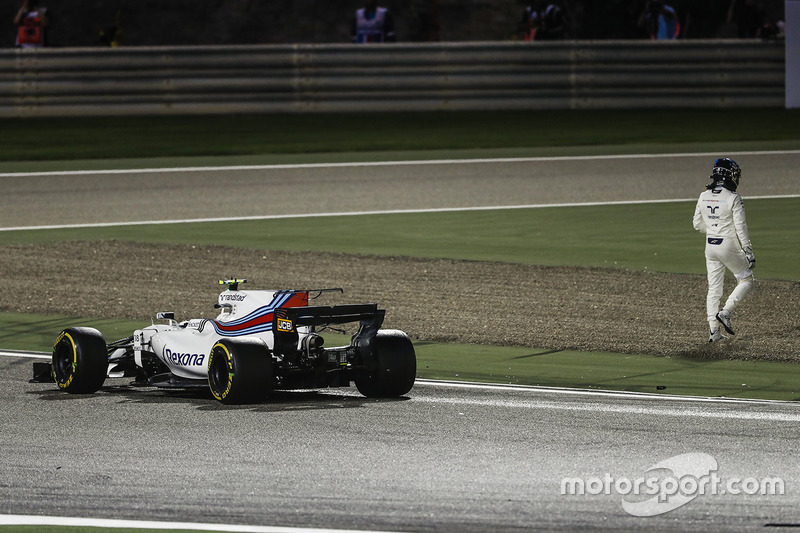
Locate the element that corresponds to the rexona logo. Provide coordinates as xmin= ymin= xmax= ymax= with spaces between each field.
xmin=164 ymin=347 xmax=206 ymax=367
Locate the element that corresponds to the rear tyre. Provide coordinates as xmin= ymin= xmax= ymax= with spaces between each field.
xmin=355 ymin=330 xmax=416 ymax=398
xmin=52 ymin=327 xmax=108 ymax=394
xmin=207 ymin=337 xmax=273 ymax=404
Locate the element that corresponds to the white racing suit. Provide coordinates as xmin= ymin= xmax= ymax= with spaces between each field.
xmin=692 ymin=186 xmax=754 ymax=331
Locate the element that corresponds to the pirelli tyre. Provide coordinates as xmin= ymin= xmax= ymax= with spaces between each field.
xmin=207 ymin=337 xmax=273 ymax=404
xmin=52 ymin=327 xmax=108 ymax=394
xmin=355 ymin=329 xmax=416 ymax=398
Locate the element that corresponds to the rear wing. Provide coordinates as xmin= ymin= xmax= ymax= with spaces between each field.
xmin=273 ymin=303 xmax=385 ymax=359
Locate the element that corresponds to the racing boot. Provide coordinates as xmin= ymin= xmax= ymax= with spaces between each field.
xmin=709 ymin=329 xmax=727 ymax=343
xmin=716 ymin=309 xmax=735 ymax=335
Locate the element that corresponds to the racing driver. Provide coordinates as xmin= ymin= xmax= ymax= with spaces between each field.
xmin=692 ymin=158 xmax=755 ymax=343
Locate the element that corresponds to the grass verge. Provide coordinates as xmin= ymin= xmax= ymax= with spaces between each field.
xmin=415 ymin=342 xmax=800 ymax=401
xmin=1 ymin=109 xmax=799 ymax=163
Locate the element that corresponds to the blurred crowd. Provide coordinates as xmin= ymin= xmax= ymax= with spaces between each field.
xmin=8 ymin=0 xmax=787 ymax=48
xmin=514 ymin=0 xmax=785 ymax=41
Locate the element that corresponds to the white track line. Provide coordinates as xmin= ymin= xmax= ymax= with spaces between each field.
xmin=1 ymin=150 xmax=799 ymax=178
xmin=0 ymin=514 xmax=400 ymax=533
xmin=413 ymin=379 xmax=799 ymax=406
xmin=0 ymin=349 xmax=49 ymax=359
xmin=0 ymin=198 xmax=690 ymax=232
xmin=2 ymin=195 xmax=798 ymax=233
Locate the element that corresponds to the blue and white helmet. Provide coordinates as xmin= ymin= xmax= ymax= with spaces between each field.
xmin=709 ymin=158 xmax=741 ymax=191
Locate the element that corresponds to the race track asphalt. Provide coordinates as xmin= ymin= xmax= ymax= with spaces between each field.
xmin=2 ymin=152 xmax=800 ymax=532
xmin=2 ymin=353 xmax=800 ymax=532
xmin=1 ymin=151 xmax=799 ymax=228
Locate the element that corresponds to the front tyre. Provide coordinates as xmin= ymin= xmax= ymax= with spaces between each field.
xmin=355 ymin=330 xmax=416 ymax=398
xmin=52 ymin=327 xmax=108 ymax=394
xmin=208 ymin=337 xmax=272 ymax=404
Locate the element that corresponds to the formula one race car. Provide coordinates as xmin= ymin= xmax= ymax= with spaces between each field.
xmin=33 ymin=279 xmax=416 ymax=404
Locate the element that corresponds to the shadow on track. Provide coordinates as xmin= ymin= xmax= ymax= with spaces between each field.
xmin=27 ymin=378 xmax=411 ymax=412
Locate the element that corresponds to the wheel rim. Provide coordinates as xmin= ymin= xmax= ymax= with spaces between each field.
xmin=208 ymin=347 xmax=230 ymax=395
xmin=53 ymin=340 xmax=73 ymax=381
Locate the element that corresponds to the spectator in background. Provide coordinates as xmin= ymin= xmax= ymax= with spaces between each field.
xmin=352 ymin=0 xmax=396 ymax=43
xmin=95 ymin=9 xmax=122 ymax=47
xmin=409 ymin=0 xmax=440 ymax=42
xmin=727 ymin=0 xmax=766 ymax=38
xmin=639 ymin=0 xmax=679 ymax=39
xmin=14 ymin=0 xmax=48 ymax=48
xmin=518 ymin=0 xmax=566 ymax=41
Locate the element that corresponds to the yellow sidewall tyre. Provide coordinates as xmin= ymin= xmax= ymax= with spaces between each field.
xmin=208 ymin=337 xmax=272 ymax=405
xmin=51 ymin=327 xmax=107 ymax=394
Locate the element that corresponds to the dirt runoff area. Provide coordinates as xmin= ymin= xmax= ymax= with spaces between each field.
xmin=1 ymin=240 xmax=798 ymax=363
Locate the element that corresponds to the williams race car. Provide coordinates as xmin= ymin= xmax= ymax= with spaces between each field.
xmin=33 ymin=279 xmax=416 ymax=404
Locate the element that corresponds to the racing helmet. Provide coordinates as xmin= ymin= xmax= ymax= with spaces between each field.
xmin=709 ymin=157 xmax=741 ymax=191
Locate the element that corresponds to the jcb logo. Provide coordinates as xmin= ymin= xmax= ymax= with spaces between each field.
xmin=277 ymin=319 xmax=293 ymax=332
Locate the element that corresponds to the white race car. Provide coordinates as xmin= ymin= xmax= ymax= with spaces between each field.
xmin=34 ymin=279 xmax=416 ymax=403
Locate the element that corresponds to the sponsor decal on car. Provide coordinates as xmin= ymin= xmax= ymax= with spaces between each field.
xmin=220 ymin=293 xmax=247 ymax=302
xmin=211 ymin=291 xmax=307 ymax=337
xmin=164 ymin=347 xmax=206 ymax=367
